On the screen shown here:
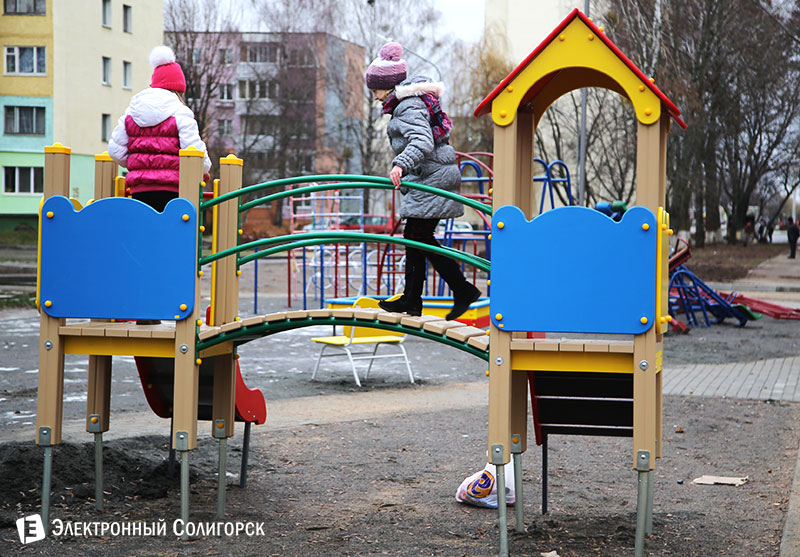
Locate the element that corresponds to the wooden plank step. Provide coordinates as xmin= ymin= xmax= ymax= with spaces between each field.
xmin=399 ymin=314 xmax=441 ymax=328
xmin=467 ymin=335 xmax=490 ymax=351
xmin=445 ymin=326 xmax=486 ymax=342
xmin=423 ymin=320 xmax=464 ymax=335
xmin=376 ymin=312 xmax=404 ymax=324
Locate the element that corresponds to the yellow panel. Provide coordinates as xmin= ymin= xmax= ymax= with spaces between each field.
xmin=492 ymin=18 xmax=660 ymax=127
xmin=64 ymin=336 xmax=175 ymax=357
xmin=511 ymin=350 xmax=633 ymax=373
xmin=198 ymin=341 xmax=234 ymax=358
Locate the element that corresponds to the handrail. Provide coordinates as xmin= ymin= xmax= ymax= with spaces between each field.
xmin=201 ymin=175 xmax=492 ymax=216
xmin=201 ymin=231 xmax=490 ymax=272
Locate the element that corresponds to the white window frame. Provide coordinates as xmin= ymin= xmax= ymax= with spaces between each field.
xmin=4 ymin=105 xmax=45 ymax=135
xmin=101 ymin=0 xmax=111 ymax=27
xmin=219 ymin=119 xmax=233 ymax=136
xmin=4 ymin=0 xmax=46 ymax=15
xmin=101 ymin=56 xmax=111 ymax=85
xmin=220 ymin=83 xmax=233 ymax=101
xmin=4 ymin=46 xmax=46 ymax=75
xmin=122 ymin=4 xmax=132 ymax=33
xmin=122 ymin=60 xmax=131 ymax=89
xmin=101 ymin=113 xmax=111 ymax=142
xmin=3 ymin=165 xmax=44 ymax=195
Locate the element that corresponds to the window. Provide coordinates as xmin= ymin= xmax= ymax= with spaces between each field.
xmin=101 ymin=56 xmax=111 ymax=85
xmin=101 ymin=0 xmax=111 ymax=26
xmin=237 ymin=80 xmax=247 ymax=99
xmin=4 ymin=0 xmax=45 ymax=14
xmin=4 ymin=166 xmax=43 ymax=194
xmin=288 ymin=49 xmax=313 ymax=67
xmin=4 ymin=105 xmax=45 ymax=135
xmin=241 ymin=43 xmax=279 ymax=63
xmin=101 ymin=113 xmax=111 ymax=142
xmin=237 ymin=79 xmax=278 ymax=100
xmin=191 ymin=48 xmax=201 ymax=64
xmin=218 ymin=48 xmax=233 ymax=64
xmin=122 ymin=61 xmax=131 ymax=89
xmin=219 ymin=119 xmax=232 ymax=136
xmin=5 ymin=46 xmax=46 ymax=75
xmin=122 ymin=4 xmax=132 ymax=33
xmin=220 ymin=83 xmax=233 ymax=100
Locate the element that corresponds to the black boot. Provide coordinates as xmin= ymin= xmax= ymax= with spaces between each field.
xmin=378 ymin=252 xmax=423 ymax=316
xmin=446 ymin=282 xmax=481 ymax=321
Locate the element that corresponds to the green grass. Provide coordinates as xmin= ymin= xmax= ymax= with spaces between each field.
xmin=0 ymin=292 xmax=37 ymax=309
xmin=0 ymin=227 xmax=37 ymax=246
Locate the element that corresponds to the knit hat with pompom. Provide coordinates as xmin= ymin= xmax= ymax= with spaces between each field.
xmin=365 ymin=42 xmax=407 ymax=90
xmin=149 ymin=45 xmax=186 ymax=92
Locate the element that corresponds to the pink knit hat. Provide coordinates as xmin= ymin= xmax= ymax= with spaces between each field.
xmin=149 ymin=45 xmax=186 ymax=93
xmin=365 ymin=42 xmax=407 ymax=90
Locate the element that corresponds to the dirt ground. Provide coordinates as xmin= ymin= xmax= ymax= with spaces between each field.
xmin=2 ymin=243 xmax=800 ymax=555
xmin=0 ymin=395 xmax=796 ymax=556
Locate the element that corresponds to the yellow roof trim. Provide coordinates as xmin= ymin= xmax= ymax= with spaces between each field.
xmin=492 ymin=18 xmax=661 ymax=127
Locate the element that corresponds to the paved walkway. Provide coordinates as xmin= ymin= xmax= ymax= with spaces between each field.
xmin=696 ymin=253 xmax=800 ymax=556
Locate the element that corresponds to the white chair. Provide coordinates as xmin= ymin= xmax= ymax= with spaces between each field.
xmin=311 ymin=297 xmax=414 ymax=387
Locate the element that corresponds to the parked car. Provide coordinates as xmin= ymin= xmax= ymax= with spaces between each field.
xmin=339 ymin=215 xmax=395 ymax=234
xmin=435 ymin=220 xmax=474 ymax=235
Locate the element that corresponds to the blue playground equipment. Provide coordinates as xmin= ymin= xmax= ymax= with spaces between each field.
xmin=668 ymin=265 xmax=753 ymax=327
xmin=535 ymin=158 xmax=573 ymax=214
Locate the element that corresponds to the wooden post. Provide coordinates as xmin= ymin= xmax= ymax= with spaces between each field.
xmin=212 ymin=155 xmax=243 ymax=437
xmin=36 ymin=144 xmax=71 ymax=445
xmin=172 ymin=147 xmax=204 ymax=450
xmin=85 ymin=152 xmax=118 ymax=434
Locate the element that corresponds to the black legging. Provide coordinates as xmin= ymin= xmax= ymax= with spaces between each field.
xmin=403 ymin=218 xmax=468 ymax=296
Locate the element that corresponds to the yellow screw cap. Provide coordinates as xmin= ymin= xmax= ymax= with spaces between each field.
xmin=198 ymin=270 xmax=205 ymax=277
xmin=588 ymin=33 xmax=595 ymax=40
xmin=234 ymin=353 xmax=240 ymax=360
xmin=488 ymin=188 xmax=493 ymax=195
xmin=640 ymin=317 xmax=648 ymax=324
xmin=200 ymin=225 xmax=206 ymax=232
xmin=44 ymin=300 xmax=52 ymax=307
xmin=46 ymin=211 xmax=54 ymax=219
xmin=644 ymin=108 xmax=652 ymax=116
xmin=512 ymin=436 xmax=519 ymax=444
xmin=90 ymin=416 xmax=98 ymax=424
xmin=499 ymin=110 xmax=507 ymax=118
xmin=182 ymin=214 xmax=190 ymax=221
xmin=662 ymin=223 xmax=667 ymax=230
xmin=667 ymin=229 xmax=674 ymax=236
xmin=487 ymin=279 xmax=491 ymax=286
xmin=196 ymin=358 xmax=202 ymax=365
xmin=485 ymin=369 xmax=490 ymax=376
xmin=497 ymin=222 xmax=505 ymax=229
xmin=234 ymin=316 xmax=241 ymax=321
xmin=667 ymin=315 xmax=673 ymax=322
xmin=495 ymin=313 xmax=503 ymax=320
xmin=506 ymin=86 xmax=514 ymax=93
xmin=639 ymin=85 xmax=646 ymax=92
xmin=559 ymin=34 xmax=566 ymax=41
xmin=174 ymin=315 xmax=180 ymax=319
xmin=642 ymin=223 xmax=650 ymax=231
xmin=196 ymin=319 xmax=203 ymax=326
xmin=237 ymin=270 xmax=242 ymax=276
xmin=217 ymin=421 xmax=224 ymax=429
xmin=180 ymin=304 xmax=188 ymax=311
xmin=238 ymin=228 xmax=243 ymax=235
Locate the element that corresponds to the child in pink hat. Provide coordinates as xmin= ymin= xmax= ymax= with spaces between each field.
xmin=109 ymin=45 xmax=211 ymax=212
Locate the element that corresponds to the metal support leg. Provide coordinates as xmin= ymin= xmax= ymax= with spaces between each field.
xmin=646 ymin=469 xmax=654 ymax=534
xmin=491 ymin=444 xmax=508 ymax=557
xmin=94 ymin=433 xmax=104 ymax=510
xmin=176 ymin=430 xmax=190 ymax=541
xmin=89 ymin=414 xmax=103 ymax=511
xmin=40 ymin=427 xmax=52 ymax=535
xmin=542 ymin=433 xmax=548 ymax=515
xmin=511 ymin=434 xmax=524 ymax=533
xmin=240 ymin=421 xmax=251 ymax=489
xmin=214 ymin=419 xmax=227 ymax=519
xmin=635 ymin=451 xmax=651 ymax=557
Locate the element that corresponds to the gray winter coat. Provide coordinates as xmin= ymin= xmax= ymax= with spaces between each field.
xmin=387 ymin=77 xmax=464 ymax=220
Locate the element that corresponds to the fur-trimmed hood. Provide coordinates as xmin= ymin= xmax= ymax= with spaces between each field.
xmin=395 ymin=76 xmax=445 ymax=100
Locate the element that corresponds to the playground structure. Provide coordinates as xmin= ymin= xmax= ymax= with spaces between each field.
xmin=35 ymin=143 xmax=494 ymax=535
xmin=473 ymin=9 xmax=684 ymax=556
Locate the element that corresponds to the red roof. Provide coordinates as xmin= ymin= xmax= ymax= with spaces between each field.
xmin=474 ymin=8 xmax=686 ymax=129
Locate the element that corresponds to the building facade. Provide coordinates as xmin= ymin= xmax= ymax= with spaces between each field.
xmin=0 ymin=0 xmax=162 ymax=230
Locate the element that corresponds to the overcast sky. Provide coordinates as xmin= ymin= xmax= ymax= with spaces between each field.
xmin=434 ymin=0 xmax=485 ymax=42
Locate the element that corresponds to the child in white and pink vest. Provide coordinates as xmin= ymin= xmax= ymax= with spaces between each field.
xmin=109 ymin=45 xmax=211 ymax=212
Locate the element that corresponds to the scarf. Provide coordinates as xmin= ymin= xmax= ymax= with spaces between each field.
xmin=382 ymin=91 xmax=453 ymax=144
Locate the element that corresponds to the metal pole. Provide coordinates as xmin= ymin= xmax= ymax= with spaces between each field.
xmin=94 ymin=432 xmax=104 ymax=511
xmin=41 ymin=446 xmax=52 ymax=535
xmin=635 ymin=451 xmax=651 ymax=557
xmin=240 ymin=421 xmax=251 ymax=488
xmin=577 ymin=0 xmax=591 ymax=206
xmin=180 ymin=451 xmax=190 ymax=540
xmin=217 ymin=437 xmax=227 ymax=518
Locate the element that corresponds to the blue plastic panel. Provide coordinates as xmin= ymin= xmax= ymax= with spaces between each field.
xmin=490 ymin=205 xmax=656 ymax=334
xmin=40 ymin=196 xmax=197 ymax=320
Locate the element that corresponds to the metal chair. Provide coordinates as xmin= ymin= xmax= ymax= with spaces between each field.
xmin=310 ymin=297 xmax=414 ymax=386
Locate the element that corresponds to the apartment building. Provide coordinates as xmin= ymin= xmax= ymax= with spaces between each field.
xmin=0 ymin=0 xmax=162 ymax=230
